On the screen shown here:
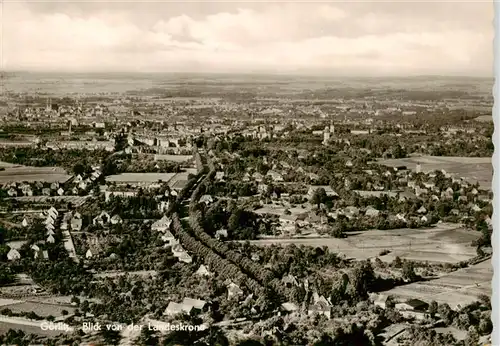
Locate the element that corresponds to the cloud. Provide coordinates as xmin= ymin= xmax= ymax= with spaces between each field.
xmin=1 ymin=1 xmax=493 ymax=76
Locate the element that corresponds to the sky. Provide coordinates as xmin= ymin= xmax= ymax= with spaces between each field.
xmin=0 ymin=1 xmax=494 ymax=76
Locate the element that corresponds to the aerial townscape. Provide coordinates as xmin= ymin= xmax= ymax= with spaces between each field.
xmin=0 ymin=72 xmax=493 ymax=346
xmin=0 ymin=1 xmax=494 ymax=346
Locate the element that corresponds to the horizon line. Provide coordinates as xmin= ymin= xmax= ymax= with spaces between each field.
xmin=1 ymin=70 xmax=493 ymax=80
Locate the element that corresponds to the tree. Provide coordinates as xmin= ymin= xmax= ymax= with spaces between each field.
xmin=402 ymin=261 xmax=418 ymax=282
xmin=114 ymin=132 xmax=128 ymax=152
xmin=73 ymin=163 xmax=86 ymax=175
xmin=135 ymin=326 xmax=159 ymax=346
xmin=478 ymin=317 xmax=492 ymax=335
xmin=428 ymin=301 xmax=438 ymax=317
xmin=392 ymin=256 xmax=402 ymax=268
xmin=310 ymin=188 xmax=327 ymax=206
xmin=100 ymin=327 xmax=122 ymax=345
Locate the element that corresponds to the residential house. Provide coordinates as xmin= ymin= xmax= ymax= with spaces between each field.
xmin=7 ymin=249 xmax=21 ymax=261
xmin=182 ymin=298 xmax=207 ymax=312
xmin=48 ymin=207 xmax=58 ymax=218
xmin=267 ymin=170 xmax=284 ymax=182
xmin=195 ymin=265 xmax=212 ymax=277
xmin=152 ymin=216 xmax=172 ymax=232
xmin=47 ymin=235 xmax=55 ymax=243
xmin=171 ymin=243 xmax=186 ymax=256
xmin=158 ymin=200 xmax=170 ymax=212
xmin=396 ymin=299 xmax=429 ymax=312
xmin=21 ymin=218 xmax=29 ymax=228
xmin=71 ymin=217 xmax=83 ymax=231
xmin=417 ymin=206 xmax=427 ymax=214
xmin=7 ymin=188 xmax=17 ymax=197
xmin=93 ymin=211 xmax=111 ymax=226
xmin=308 ymin=293 xmax=332 ymax=319
xmin=178 ymin=252 xmax=192 ymax=263
xmin=41 ymin=188 xmax=51 ymax=196
xmin=371 ymin=294 xmax=390 ymax=309
xmin=215 ymin=229 xmax=228 ymax=240
xmin=21 ymin=185 xmax=33 ymax=197
xmin=215 ymin=172 xmax=225 ymax=181
xmin=110 ymin=215 xmax=123 ymax=225
xmin=57 ymin=188 xmax=65 ymax=196
xmin=252 ymin=172 xmax=264 ymax=182
xmin=280 ymin=302 xmax=299 ymax=314
xmin=164 ymin=298 xmax=207 ymax=316
xmin=227 ymin=282 xmax=244 ymax=300
xmin=200 ymin=195 xmax=214 ymax=205
xmin=365 ymin=206 xmax=380 ymax=217
xmin=161 ymin=231 xmax=176 ymax=246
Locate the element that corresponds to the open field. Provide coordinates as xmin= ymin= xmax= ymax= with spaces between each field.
xmin=106 ymin=172 xmax=176 ymax=183
xmin=93 ymin=270 xmax=158 ymax=279
xmin=153 ymin=154 xmax=193 ymax=162
xmin=0 ymin=301 xmax=76 ymax=317
xmin=474 ymin=115 xmax=493 ymax=122
xmin=0 ymin=318 xmax=67 ymax=337
xmin=0 ymin=163 xmax=71 ymax=184
xmin=377 ymin=155 xmax=492 ymax=190
xmin=242 ymin=223 xmax=479 ymax=264
xmin=382 ymin=259 xmax=492 ymax=309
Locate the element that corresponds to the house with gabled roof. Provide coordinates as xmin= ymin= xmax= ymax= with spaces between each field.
xmin=48 ymin=207 xmax=58 ymax=218
xmin=71 ymin=217 xmax=82 ymax=231
xmin=152 ymin=216 xmax=171 ymax=232
xmin=178 ymin=252 xmax=192 ymax=263
xmin=161 ymin=230 xmax=176 ymax=246
xmin=110 ymin=215 xmax=123 ymax=225
xmin=7 ymin=249 xmax=21 ymax=261
xmin=227 ymin=282 xmax=244 ymax=300
xmin=93 ymin=211 xmax=110 ymax=226
xmin=308 ymin=292 xmax=332 ymax=319
xmin=200 ymin=194 xmax=214 ymax=205
xmin=195 ymin=265 xmax=212 ymax=277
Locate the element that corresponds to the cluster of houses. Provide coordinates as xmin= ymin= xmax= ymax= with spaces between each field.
xmin=73 ymin=168 xmax=102 ymax=193
xmin=92 ymin=211 xmax=123 ymax=227
xmin=151 ymin=216 xmax=192 ymax=264
xmin=7 ymin=206 xmax=72 ymax=261
xmin=3 ymin=181 xmax=66 ymax=198
xmin=1 ymin=168 xmax=102 ymax=199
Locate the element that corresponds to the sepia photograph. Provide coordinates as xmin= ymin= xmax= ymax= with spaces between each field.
xmin=0 ymin=1 xmax=495 ymax=345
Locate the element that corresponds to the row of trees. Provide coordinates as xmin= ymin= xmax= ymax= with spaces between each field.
xmin=170 ymin=213 xmax=265 ymax=297
xmin=188 ymin=159 xmax=286 ymax=298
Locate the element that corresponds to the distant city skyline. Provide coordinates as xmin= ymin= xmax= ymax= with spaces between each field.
xmin=1 ymin=1 xmax=494 ymax=77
